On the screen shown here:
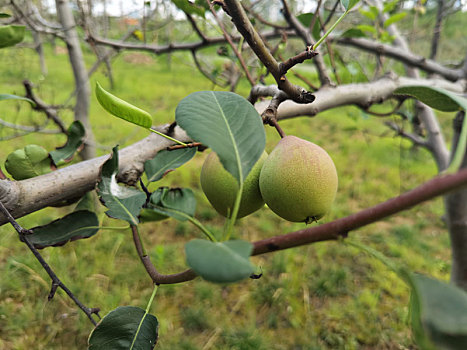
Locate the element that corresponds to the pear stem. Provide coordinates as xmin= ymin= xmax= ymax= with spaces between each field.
xmin=270 ymin=119 xmax=286 ymax=138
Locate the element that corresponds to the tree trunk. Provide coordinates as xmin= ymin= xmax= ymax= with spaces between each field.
xmin=445 ymin=112 xmax=467 ymax=291
xmin=55 ymin=0 xmax=95 ymax=159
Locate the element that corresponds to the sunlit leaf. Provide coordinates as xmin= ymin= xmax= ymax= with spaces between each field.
xmin=88 ymin=306 xmax=158 ymax=350
xmin=340 ymin=28 xmax=367 ymax=38
xmin=384 ymin=12 xmax=407 ymax=27
xmin=175 ymin=91 xmax=265 ymax=185
xmin=171 ymin=0 xmax=206 ymax=18
xmin=95 ymin=82 xmax=152 ymax=129
xmin=97 ymin=146 xmax=146 ymax=225
xmin=185 ymin=239 xmax=254 ymax=283
xmin=29 ymin=210 xmax=99 ymax=249
xmin=5 ymin=144 xmax=52 ymax=180
xmin=0 ymin=25 xmax=25 ymax=49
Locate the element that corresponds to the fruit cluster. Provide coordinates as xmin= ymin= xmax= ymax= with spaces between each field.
xmin=200 ymin=135 xmax=338 ymax=224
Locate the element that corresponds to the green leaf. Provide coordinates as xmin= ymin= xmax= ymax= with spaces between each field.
xmin=5 ymin=144 xmax=52 ymax=180
xmin=88 ymin=306 xmax=159 ymax=350
xmin=95 ymin=82 xmax=152 ymax=129
xmin=49 ymin=121 xmax=85 ymax=165
xmin=171 ymin=0 xmax=206 ymax=17
xmin=97 ymin=146 xmax=146 ymax=225
xmin=296 ymin=13 xmax=321 ymax=39
xmin=185 ymin=239 xmax=254 ymax=283
xmin=0 ymin=13 xmax=12 ymax=18
xmin=409 ymin=274 xmax=467 ymax=350
xmin=384 ymin=12 xmax=407 ymax=27
xmin=356 ymin=24 xmax=378 ymax=35
xmin=359 ymin=9 xmax=377 ymax=20
xmin=340 ymin=28 xmax=367 ymax=38
xmin=140 ymin=187 xmax=196 ymax=222
xmin=29 ymin=210 xmax=99 ymax=249
xmin=0 ymin=93 xmax=36 ymax=107
xmin=340 ymin=0 xmax=360 ymax=11
xmin=175 ymin=91 xmax=265 ymax=185
xmin=394 ymin=85 xmax=467 ymax=112
xmin=74 ymin=191 xmax=96 ymax=212
xmin=383 ymin=0 xmax=399 ymax=13
xmin=0 ymin=25 xmax=25 ymax=49
xmin=144 ymin=147 xmax=196 ymax=183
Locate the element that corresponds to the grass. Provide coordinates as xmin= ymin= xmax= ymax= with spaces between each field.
xmin=0 ymin=11 xmax=464 ymax=348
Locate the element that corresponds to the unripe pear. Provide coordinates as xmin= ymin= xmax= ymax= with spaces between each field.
xmin=259 ymin=135 xmax=338 ymax=223
xmin=200 ymin=151 xmax=267 ymax=218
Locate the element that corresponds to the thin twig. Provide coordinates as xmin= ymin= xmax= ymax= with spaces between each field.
xmin=0 ymin=201 xmax=100 ymax=325
xmin=385 ymin=121 xmax=430 ymax=149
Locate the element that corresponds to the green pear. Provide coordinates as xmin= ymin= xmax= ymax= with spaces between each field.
xmin=259 ymin=135 xmax=338 ymax=223
xmin=200 ymin=151 xmax=267 ymax=218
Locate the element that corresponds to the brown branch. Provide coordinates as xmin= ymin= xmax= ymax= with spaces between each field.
xmin=252 ymin=167 xmax=467 ymax=255
xmin=131 ymin=225 xmax=196 ymax=284
xmin=333 ymin=36 xmax=467 ymax=82
xmin=206 ymin=0 xmax=256 ymax=86
xmin=385 ymin=121 xmax=430 ymax=149
xmin=279 ymin=47 xmax=319 ymax=77
xmin=167 ymin=142 xmax=203 ymax=151
xmin=0 ymin=201 xmax=100 ymax=325
xmin=23 ymin=80 xmax=68 ymax=134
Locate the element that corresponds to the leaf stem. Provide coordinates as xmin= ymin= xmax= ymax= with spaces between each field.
xmin=224 ymin=182 xmax=243 ymax=241
xmin=188 ymin=216 xmax=217 ymax=242
xmin=313 ymin=10 xmax=348 ymax=50
xmin=446 ymin=113 xmax=467 ymax=173
xmin=149 ymin=128 xmax=187 ymax=146
xmin=129 ymin=283 xmax=158 ymax=350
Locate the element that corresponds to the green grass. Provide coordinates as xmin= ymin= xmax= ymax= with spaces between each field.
xmin=0 ymin=15 xmax=463 ymax=348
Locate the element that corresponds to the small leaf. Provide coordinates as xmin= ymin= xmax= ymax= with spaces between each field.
xmin=88 ymin=306 xmax=159 ymax=350
xmin=359 ymin=9 xmax=377 ymax=20
xmin=74 ymin=191 xmax=96 ymax=212
xmin=140 ymin=187 xmax=196 ymax=222
xmin=296 ymin=13 xmax=321 ymax=39
xmin=383 ymin=0 xmax=398 ymax=13
xmin=409 ymin=274 xmax=467 ymax=350
xmin=394 ymin=85 xmax=467 ymax=112
xmin=340 ymin=28 xmax=367 ymax=38
xmin=145 ymin=147 xmax=196 ymax=183
xmin=341 ymin=0 xmax=360 ymax=11
xmin=356 ymin=24 xmax=378 ymax=35
xmin=171 ymin=0 xmax=206 ymax=17
xmin=0 ymin=13 xmax=12 ymax=18
xmin=5 ymin=144 xmax=52 ymax=180
xmin=0 ymin=25 xmax=25 ymax=49
xmin=29 ymin=210 xmax=99 ymax=249
xmin=185 ymin=239 xmax=254 ymax=283
xmin=49 ymin=121 xmax=85 ymax=165
xmin=384 ymin=12 xmax=407 ymax=27
xmin=0 ymin=93 xmax=36 ymax=107
xmin=95 ymin=82 xmax=153 ymax=129
xmin=175 ymin=91 xmax=265 ymax=185
xmin=97 ymin=146 xmax=146 ymax=225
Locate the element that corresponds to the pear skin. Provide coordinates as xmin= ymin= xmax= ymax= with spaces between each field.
xmin=259 ymin=136 xmax=338 ymax=223
xmin=200 ymin=151 xmax=267 ymax=218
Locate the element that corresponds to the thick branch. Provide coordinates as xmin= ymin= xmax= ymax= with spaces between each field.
xmin=0 ymin=125 xmax=190 ymax=225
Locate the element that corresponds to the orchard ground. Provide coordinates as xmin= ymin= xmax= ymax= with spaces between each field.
xmin=0 ymin=10 xmax=465 ymax=348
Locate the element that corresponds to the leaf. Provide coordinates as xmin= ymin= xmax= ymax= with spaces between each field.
xmin=340 ymin=28 xmax=367 ymax=38
xmin=140 ymin=187 xmax=196 ymax=222
xmin=383 ymin=0 xmax=399 ymax=13
xmin=359 ymin=9 xmax=377 ymax=20
xmin=171 ymin=0 xmax=206 ymax=18
xmin=340 ymin=0 xmax=360 ymax=11
xmin=409 ymin=274 xmax=467 ymax=350
xmin=384 ymin=12 xmax=407 ymax=27
xmin=49 ymin=121 xmax=85 ymax=165
xmin=175 ymin=91 xmax=265 ymax=185
xmin=0 ymin=25 xmax=25 ymax=49
xmin=0 ymin=93 xmax=36 ymax=107
xmin=394 ymin=85 xmax=467 ymax=112
xmin=296 ymin=13 xmax=321 ymax=39
xmin=74 ymin=191 xmax=96 ymax=212
xmin=97 ymin=146 xmax=146 ymax=225
xmin=95 ymin=82 xmax=152 ymax=129
xmin=29 ymin=210 xmax=99 ymax=249
xmin=356 ymin=24 xmax=378 ymax=35
xmin=88 ymin=306 xmax=159 ymax=350
xmin=144 ymin=147 xmax=196 ymax=183
xmin=0 ymin=13 xmax=12 ymax=18
xmin=185 ymin=239 xmax=254 ymax=283
xmin=5 ymin=144 xmax=52 ymax=180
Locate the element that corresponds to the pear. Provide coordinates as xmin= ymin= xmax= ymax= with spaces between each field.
xmin=259 ymin=136 xmax=338 ymax=223
xmin=200 ymin=151 xmax=267 ymax=218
